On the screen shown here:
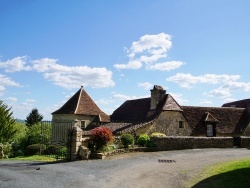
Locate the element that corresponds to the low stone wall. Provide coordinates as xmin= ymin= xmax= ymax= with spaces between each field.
xmin=240 ymin=136 xmax=250 ymax=148
xmin=104 ymin=147 xmax=147 ymax=157
xmin=151 ymin=136 xmax=235 ymax=151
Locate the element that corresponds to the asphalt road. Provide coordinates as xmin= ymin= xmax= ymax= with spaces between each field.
xmin=0 ymin=148 xmax=249 ymax=188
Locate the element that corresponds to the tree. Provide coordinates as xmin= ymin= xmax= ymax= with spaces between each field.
xmin=25 ymin=108 xmax=43 ymax=127
xmin=0 ymin=100 xmax=17 ymax=143
xmin=26 ymin=123 xmax=52 ymax=145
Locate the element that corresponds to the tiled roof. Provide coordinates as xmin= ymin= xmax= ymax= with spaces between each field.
xmin=181 ymin=106 xmax=249 ymax=135
xmin=222 ymin=99 xmax=250 ymax=109
xmin=101 ymin=94 xmax=182 ymax=134
xmin=111 ymin=94 xmax=182 ymax=122
xmin=52 ymin=87 xmax=110 ymax=122
xmin=111 ymin=97 xmax=151 ymax=122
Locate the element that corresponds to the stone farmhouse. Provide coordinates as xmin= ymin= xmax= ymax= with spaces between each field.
xmin=52 ymin=85 xmax=250 ymax=144
xmin=105 ymin=85 xmax=250 ymax=137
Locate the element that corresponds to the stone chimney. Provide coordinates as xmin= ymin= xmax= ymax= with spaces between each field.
xmin=150 ymin=85 xmax=166 ymax=110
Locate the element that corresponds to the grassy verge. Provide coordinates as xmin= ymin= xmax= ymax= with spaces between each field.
xmin=186 ymin=158 xmax=250 ymax=188
xmin=6 ymin=155 xmax=58 ymax=162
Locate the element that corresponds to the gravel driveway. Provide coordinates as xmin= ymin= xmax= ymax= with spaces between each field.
xmin=0 ymin=148 xmax=249 ymax=188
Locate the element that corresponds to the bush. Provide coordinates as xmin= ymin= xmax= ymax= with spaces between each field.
xmin=43 ymin=145 xmax=65 ymax=155
xmin=0 ymin=143 xmax=13 ymax=158
xmin=90 ymin=127 xmax=113 ymax=151
xmin=121 ymin=134 xmax=134 ymax=148
xmin=150 ymin=132 xmax=167 ymax=138
xmin=26 ymin=144 xmax=45 ymax=156
xmin=137 ymin=134 xmax=150 ymax=147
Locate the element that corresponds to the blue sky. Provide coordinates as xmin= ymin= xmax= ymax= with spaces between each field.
xmin=0 ymin=0 xmax=250 ymax=120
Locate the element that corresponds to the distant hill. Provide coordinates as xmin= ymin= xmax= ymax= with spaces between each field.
xmin=16 ymin=119 xmax=25 ymax=123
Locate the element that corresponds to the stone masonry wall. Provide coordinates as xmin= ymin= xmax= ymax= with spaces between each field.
xmin=149 ymin=111 xmax=192 ymax=136
xmin=151 ymin=136 xmax=235 ymax=151
xmin=240 ymin=136 xmax=250 ymax=148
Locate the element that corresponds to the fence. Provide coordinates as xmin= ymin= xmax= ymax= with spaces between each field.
xmin=40 ymin=121 xmax=68 ymax=160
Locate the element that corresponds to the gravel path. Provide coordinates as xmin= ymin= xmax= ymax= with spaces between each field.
xmin=0 ymin=148 xmax=249 ymax=188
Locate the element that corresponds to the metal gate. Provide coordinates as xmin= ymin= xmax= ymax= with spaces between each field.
xmin=40 ymin=121 xmax=67 ymax=160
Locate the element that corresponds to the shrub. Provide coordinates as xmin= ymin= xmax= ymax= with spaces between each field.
xmin=26 ymin=144 xmax=45 ymax=156
xmin=90 ymin=127 xmax=113 ymax=151
xmin=120 ymin=134 xmax=134 ymax=148
xmin=0 ymin=142 xmax=13 ymax=158
xmin=43 ymin=145 xmax=65 ymax=155
xmin=137 ymin=134 xmax=150 ymax=147
xmin=150 ymin=132 xmax=167 ymax=138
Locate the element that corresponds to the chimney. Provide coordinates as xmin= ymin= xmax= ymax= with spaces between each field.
xmin=150 ymin=85 xmax=166 ymax=110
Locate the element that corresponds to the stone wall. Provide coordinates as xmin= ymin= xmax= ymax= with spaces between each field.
xmin=239 ymin=136 xmax=250 ymax=148
xmin=151 ymin=136 xmax=235 ymax=150
xmin=149 ymin=111 xmax=192 ymax=136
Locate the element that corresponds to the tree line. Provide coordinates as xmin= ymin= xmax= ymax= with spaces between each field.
xmin=0 ymin=100 xmax=51 ymax=158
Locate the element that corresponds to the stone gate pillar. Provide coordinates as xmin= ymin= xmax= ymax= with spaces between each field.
xmin=67 ymin=126 xmax=83 ymax=161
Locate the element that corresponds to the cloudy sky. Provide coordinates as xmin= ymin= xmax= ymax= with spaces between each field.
xmin=1 ymin=1 xmax=250 ymax=120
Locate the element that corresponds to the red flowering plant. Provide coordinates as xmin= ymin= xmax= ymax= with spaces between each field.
xmin=90 ymin=127 xmax=113 ymax=151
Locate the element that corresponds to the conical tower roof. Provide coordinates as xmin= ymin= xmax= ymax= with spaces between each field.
xmin=52 ymin=87 xmax=110 ymax=122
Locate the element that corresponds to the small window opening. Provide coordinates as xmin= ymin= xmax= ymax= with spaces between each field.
xmin=81 ymin=121 xmax=86 ymax=129
xmin=179 ymin=121 xmax=184 ymax=128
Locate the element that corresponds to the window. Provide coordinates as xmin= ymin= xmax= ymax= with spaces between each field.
xmin=179 ymin=121 xmax=184 ymax=128
xmin=207 ymin=124 xmax=213 ymax=137
xmin=80 ymin=121 xmax=86 ymax=129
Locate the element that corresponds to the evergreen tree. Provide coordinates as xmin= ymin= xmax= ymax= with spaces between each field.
xmin=25 ymin=108 xmax=43 ymax=127
xmin=0 ymin=100 xmax=17 ymax=143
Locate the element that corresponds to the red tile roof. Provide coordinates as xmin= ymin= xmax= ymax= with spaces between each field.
xmin=52 ymin=87 xmax=110 ymax=122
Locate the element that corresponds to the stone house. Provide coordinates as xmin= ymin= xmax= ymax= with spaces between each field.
xmin=52 ymin=85 xmax=250 ymax=143
xmin=51 ymin=86 xmax=110 ymax=144
xmin=103 ymin=85 xmax=250 ymax=137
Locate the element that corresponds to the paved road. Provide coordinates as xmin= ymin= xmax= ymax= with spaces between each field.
xmin=0 ymin=148 xmax=249 ymax=188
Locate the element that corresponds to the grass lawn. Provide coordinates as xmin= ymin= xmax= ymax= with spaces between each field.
xmin=6 ymin=155 xmax=59 ymax=162
xmin=187 ymin=158 xmax=250 ymax=188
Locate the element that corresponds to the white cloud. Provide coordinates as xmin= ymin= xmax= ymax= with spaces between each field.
xmin=204 ymin=88 xmax=231 ymax=98
xmin=114 ymin=33 xmax=178 ymax=70
xmin=31 ymin=58 xmax=115 ymax=89
xmin=224 ymin=98 xmax=237 ymax=104
xmin=0 ymin=74 xmax=21 ymax=96
xmin=222 ymin=81 xmax=250 ymax=92
xmin=0 ymin=56 xmax=31 ymax=72
xmin=128 ymin=33 xmax=172 ymax=58
xmin=167 ymin=73 xmax=240 ymax=88
xmin=169 ymin=93 xmax=188 ymax=105
xmin=0 ymin=56 xmax=115 ymax=90
xmin=112 ymin=92 xmax=149 ymax=101
xmin=137 ymin=82 xmax=153 ymax=90
xmin=147 ymin=61 xmax=185 ymax=71
xmin=4 ymin=97 xmax=17 ymax=103
xmin=95 ymin=98 xmax=114 ymax=105
xmin=199 ymin=100 xmax=213 ymax=106
xmin=114 ymin=60 xmax=142 ymax=70
xmin=25 ymin=99 xmax=36 ymax=103
xmin=112 ymin=93 xmax=137 ymax=101
xmin=32 ymin=58 xmax=59 ymax=72
xmin=0 ymin=74 xmax=21 ymax=87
